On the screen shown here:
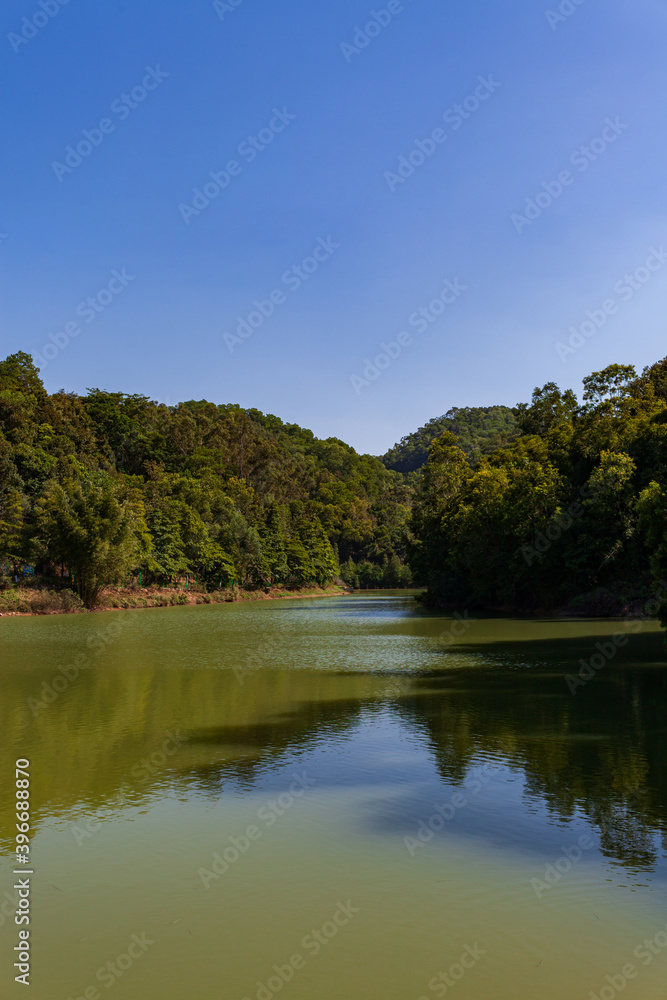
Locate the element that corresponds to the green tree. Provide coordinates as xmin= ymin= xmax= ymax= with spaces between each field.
xmin=579 ymin=451 xmax=638 ymax=577
xmin=582 ymin=364 xmax=637 ymax=409
xmin=637 ymin=481 xmax=667 ymax=626
xmin=260 ymin=503 xmax=289 ymax=584
xmin=0 ymin=351 xmax=47 ymax=400
xmin=514 ymin=383 xmax=578 ymax=436
xmin=35 ymin=474 xmax=151 ymax=607
xmin=309 ymin=526 xmax=339 ymax=586
xmin=285 ymin=533 xmax=315 ymax=585
xmin=0 ymin=488 xmax=29 ymax=575
xmin=410 ymin=432 xmax=472 ymax=596
xmin=382 ymin=406 xmax=518 ymax=472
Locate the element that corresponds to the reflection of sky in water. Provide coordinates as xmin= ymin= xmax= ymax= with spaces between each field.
xmin=2 ymin=595 xmax=667 ymax=1000
xmin=39 ymin=700 xmax=667 ymax=890
xmin=2 ymin=596 xmax=666 ymax=875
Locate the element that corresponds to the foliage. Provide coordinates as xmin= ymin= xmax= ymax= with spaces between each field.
xmin=0 ymin=353 xmax=412 ymax=605
xmin=411 ymin=360 xmax=667 ymax=614
xmin=11 ymin=348 xmax=667 ymax=618
xmin=381 ymin=406 xmax=518 ymax=473
xmin=636 ymin=481 xmax=667 ymax=627
xmin=34 ymin=473 xmax=151 ymax=608
xmin=340 ymin=553 xmax=413 ymax=589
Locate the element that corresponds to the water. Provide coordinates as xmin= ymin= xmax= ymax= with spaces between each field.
xmin=1 ymin=593 xmax=666 ymax=999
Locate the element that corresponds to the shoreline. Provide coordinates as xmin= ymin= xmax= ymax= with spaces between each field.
xmin=0 ymin=582 xmax=351 ymax=618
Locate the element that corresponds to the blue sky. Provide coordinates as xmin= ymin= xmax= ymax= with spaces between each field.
xmin=1 ymin=0 xmax=666 ymax=455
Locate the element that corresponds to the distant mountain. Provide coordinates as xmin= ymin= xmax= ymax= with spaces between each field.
xmin=381 ymin=406 xmax=519 ymax=473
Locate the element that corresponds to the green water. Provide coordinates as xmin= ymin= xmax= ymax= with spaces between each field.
xmin=1 ymin=593 xmax=666 ymax=999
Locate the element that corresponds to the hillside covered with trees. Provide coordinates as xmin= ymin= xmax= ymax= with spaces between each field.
xmin=0 ymin=352 xmax=412 ymax=607
xmin=381 ymin=406 xmax=518 ymax=473
xmin=410 ymin=358 xmax=667 ymax=623
xmin=4 ymin=350 xmax=667 ymax=623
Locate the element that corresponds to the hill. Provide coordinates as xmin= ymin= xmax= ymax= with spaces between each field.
xmin=381 ymin=406 xmax=518 ymax=473
xmin=410 ymin=360 xmax=667 ymax=624
xmin=0 ymin=352 xmax=413 ymax=605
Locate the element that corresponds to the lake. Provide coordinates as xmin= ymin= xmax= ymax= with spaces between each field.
xmin=1 ymin=592 xmax=666 ymax=999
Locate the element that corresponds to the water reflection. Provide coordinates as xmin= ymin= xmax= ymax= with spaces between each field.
xmin=0 ymin=598 xmax=665 ymax=881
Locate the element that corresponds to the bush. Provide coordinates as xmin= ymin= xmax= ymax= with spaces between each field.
xmin=0 ymin=590 xmax=30 ymax=613
xmin=565 ymin=587 xmax=626 ymax=617
xmin=58 ymin=590 xmax=83 ymax=613
xmin=341 ymin=555 xmax=413 ymax=590
xmin=0 ymin=587 xmax=83 ymax=615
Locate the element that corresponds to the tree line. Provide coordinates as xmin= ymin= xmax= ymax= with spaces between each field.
xmin=5 ymin=350 xmax=667 ymax=623
xmin=0 ymin=353 xmax=412 ymax=606
xmin=382 ymin=405 xmax=518 ymax=474
xmin=410 ymin=357 xmax=667 ymax=625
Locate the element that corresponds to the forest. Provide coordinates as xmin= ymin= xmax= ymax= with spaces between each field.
xmin=381 ymin=405 xmax=518 ymax=473
xmin=2 ymin=350 xmax=667 ymax=623
xmin=411 ymin=356 xmax=667 ymax=624
xmin=0 ymin=351 xmax=412 ymax=608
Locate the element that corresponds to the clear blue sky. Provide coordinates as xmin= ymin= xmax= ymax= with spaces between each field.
xmin=2 ymin=0 xmax=666 ymax=455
